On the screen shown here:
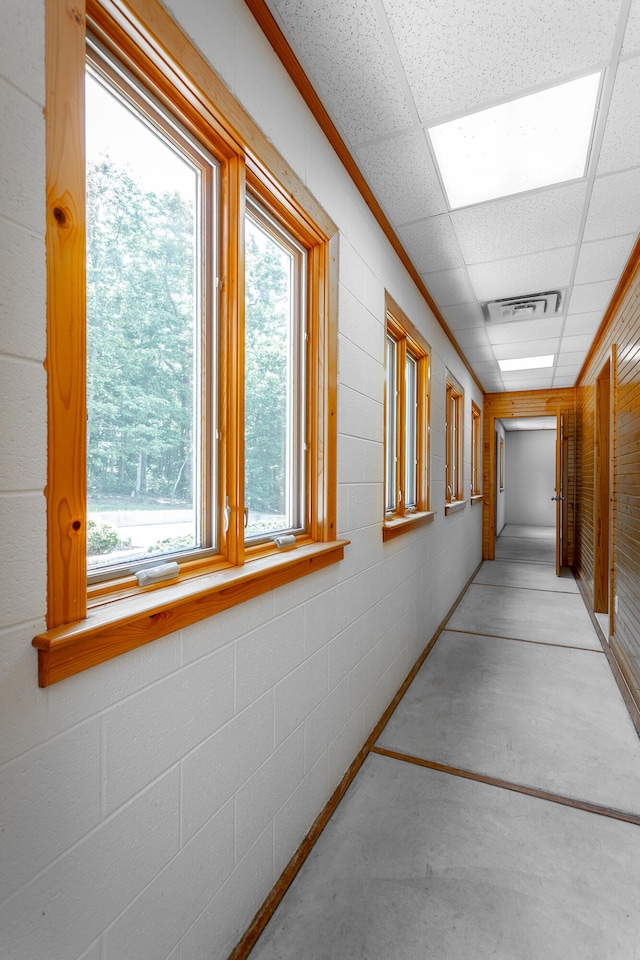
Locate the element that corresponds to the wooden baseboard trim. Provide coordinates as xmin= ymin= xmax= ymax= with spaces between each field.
xmin=573 ymin=568 xmax=640 ymax=737
xmin=226 ymin=561 xmax=483 ymax=959
xmin=370 ymin=746 xmax=640 ymax=826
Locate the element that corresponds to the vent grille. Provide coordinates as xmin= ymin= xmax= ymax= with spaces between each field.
xmin=482 ymin=290 xmax=564 ymax=325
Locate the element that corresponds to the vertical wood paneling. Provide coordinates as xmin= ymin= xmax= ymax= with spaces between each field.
xmin=575 ymin=239 xmax=640 ymax=709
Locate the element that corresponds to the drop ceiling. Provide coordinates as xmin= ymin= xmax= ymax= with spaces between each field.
xmin=258 ymin=0 xmax=640 ymax=394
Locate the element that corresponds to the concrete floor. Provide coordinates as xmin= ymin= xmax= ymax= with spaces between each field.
xmin=248 ymin=526 xmax=640 ymax=959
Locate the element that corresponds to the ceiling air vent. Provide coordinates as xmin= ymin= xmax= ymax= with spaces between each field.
xmin=482 ymin=290 xmax=564 ymax=325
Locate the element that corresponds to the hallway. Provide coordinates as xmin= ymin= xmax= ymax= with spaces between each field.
xmin=248 ymin=528 xmax=640 ymax=959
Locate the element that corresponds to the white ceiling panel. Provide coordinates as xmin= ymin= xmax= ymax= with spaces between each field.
xmin=622 ymin=0 xmax=640 ymax=56
xmin=467 ymin=247 xmax=575 ymax=301
xmin=419 ymin=267 xmax=475 ymax=307
xmin=558 ymin=333 xmax=597 ymax=354
xmin=441 ymin=302 xmax=484 ymax=331
xmin=398 ymin=216 xmax=464 ymax=273
xmin=574 ymin=235 xmax=636 ymax=284
xmin=450 ymin=183 xmax=586 ymax=264
xmin=568 ymin=278 xmax=617 ymax=314
xmin=583 ymin=167 xmax=640 ymax=240
xmin=355 ymin=132 xmax=447 ymax=224
xmin=563 ymin=311 xmax=604 ymax=336
xmin=263 ymin=0 xmax=640 ymax=394
xmin=486 ymin=316 xmax=563 ymax=346
xmin=596 ymin=57 xmax=640 ymax=176
xmin=451 ymin=325 xmax=492 ymax=349
xmin=380 ymin=0 xmax=622 ymax=124
xmin=272 ymin=0 xmax=412 ymax=143
xmin=553 ymin=371 xmax=582 ymax=386
xmin=492 ymin=338 xmax=560 ymax=361
xmin=501 ymin=374 xmax=556 ymax=390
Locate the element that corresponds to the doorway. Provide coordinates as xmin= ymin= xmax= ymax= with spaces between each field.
xmin=494 ymin=417 xmax=557 ymax=564
xmin=594 ymin=359 xmax=611 ymax=633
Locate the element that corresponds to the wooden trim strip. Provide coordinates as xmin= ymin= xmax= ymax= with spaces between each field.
xmin=444 ymin=627 xmax=605 ymax=655
xmin=45 ymin=0 xmax=88 ymax=628
xmin=226 ymin=560 xmax=482 ymax=960
xmin=242 ymin=0 xmax=483 ymax=394
xmin=370 ymin=746 xmax=640 ymax=826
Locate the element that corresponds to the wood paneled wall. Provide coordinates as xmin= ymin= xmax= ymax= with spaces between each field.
xmin=575 ymin=238 xmax=640 ymax=710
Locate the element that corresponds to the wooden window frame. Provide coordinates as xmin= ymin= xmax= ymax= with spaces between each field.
xmin=470 ymin=401 xmax=483 ymax=503
xmin=34 ymin=0 xmax=345 ymax=686
xmin=445 ymin=375 xmax=465 ymax=514
xmin=382 ymin=294 xmax=434 ymax=542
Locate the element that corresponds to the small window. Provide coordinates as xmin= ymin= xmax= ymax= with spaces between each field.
xmin=383 ymin=295 xmax=431 ymax=540
xmin=445 ymin=376 xmax=463 ymax=505
xmin=471 ymin=401 xmax=482 ymax=499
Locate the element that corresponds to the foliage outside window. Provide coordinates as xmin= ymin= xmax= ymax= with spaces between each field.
xmin=35 ymin=0 xmax=341 ymax=686
xmin=383 ymin=294 xmax=432 ymax=541
xmin=445 ymin=376 xmax=463 ymax=505
xmin=471 ymin=401 xmax=482 ymax=500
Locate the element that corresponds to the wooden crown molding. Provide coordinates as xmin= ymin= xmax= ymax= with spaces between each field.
xmin=243 ymin=0 xmax=484 ymax=395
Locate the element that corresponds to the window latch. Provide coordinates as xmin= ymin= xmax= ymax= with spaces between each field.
xmin=223 ymin=497 xmax=231 ymax=533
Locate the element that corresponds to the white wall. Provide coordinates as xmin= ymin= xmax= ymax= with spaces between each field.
xmin=0 ymin=2 xmax=483 ymax=958
xmin=495 ymin=420 xmax=506 ymax=536
xmin=505 ymin=430 xmax=556 ymax=527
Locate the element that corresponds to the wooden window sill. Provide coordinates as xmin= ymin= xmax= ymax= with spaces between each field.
xmin=470 ymin=494 xmax=483 ymax=505
xmin=33 ymin=539 xmax=348 ymax=687
xmin=382 ymin=511 xmax=436 ymax=542
xmin=444 ymin=499 xmax=467 ymax=515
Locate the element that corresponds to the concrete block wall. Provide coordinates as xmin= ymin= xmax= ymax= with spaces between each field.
xmin=0 ymin=1 xmax=483 ymax=958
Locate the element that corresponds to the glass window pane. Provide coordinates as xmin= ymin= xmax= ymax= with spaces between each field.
xmin=85 ymin=68 xmax=202 ymax=573
xmin=244 ymin=211 xmax=304 ymax=540
xmin=405 ymin=354 xmax=417 ymax=508
xmin=385 ymin=336 xmax=397 ymax=513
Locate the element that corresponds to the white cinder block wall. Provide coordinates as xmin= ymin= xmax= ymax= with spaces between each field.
xmin=0 ymin=1 xmax=483 ymax=958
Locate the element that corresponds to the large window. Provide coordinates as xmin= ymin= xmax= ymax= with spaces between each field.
xmin=383 ymin=295 xmax=432 ymax=541
xmin=35 ymin=0 xmax=341 ymax=686
xmin=445 ymin=376 xmax=464 ymax=507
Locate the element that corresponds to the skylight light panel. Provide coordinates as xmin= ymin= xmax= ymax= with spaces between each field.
xmin=498 ymin=355 xmax=555 ymax=372
xmin=428 ymin=73 xmax=601 ymax=209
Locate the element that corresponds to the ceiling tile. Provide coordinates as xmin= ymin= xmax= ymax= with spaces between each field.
xmin=398 ymin=216 xmax=464 ymax=273
xmin=440 ymin=302 xmax=484 ymax=331
xmin=420 ymin=266 xmax=475 ymax=307
xmin=558 ymin=333 xmax=596 ymax=353
xmin=553 ymin=371 xmax=580 ymax=386
xmin=272 ymin=0 xmax=412 ymax=144
xmin=381 ymin=0 xmax=621 ymax=124
xmin=568 ymin=278 xmax=616 ymax=314
xmin=467 ymin=247 xmax=575 ymax=301
xmin=563 ymin=311 xmax=604 ymax=336
xmin=574 ymin=235 xmax=636 ymax=284
xmin=486 ymin=316 xmax=563 ymax=346
xmin=452 ymin=325 xmax=491 ymax=348
xmin=597 ymin=58 xmax=640 ymax=175
xmin=501 ymin=373 xmax=555 ymax=390
xmin=463 ymin=345 xmax=496 ymax=364
xmin=583 ymin=167 xmax=640 ymax=240
xmin=622 ymin=0 xmax=640 ymax=56
xmin=451 ymin=183 xmax=586 ymax=264
xmin=492 ymin=337 xmax=560 ymax=361
xmin=355 ymin=132 xmax=447 ymax=224
xmin=555 ymin=350 xmax=587 ymax=366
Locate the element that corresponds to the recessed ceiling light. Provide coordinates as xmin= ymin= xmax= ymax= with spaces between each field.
xmin=428 ymin=73 xmax=601 ymax=209
xmin=498 ymin=355 xmax=555 ymax=372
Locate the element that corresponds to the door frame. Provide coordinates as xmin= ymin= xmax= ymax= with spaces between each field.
xmin=482 ymin=389 xmax=575 ymax=562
